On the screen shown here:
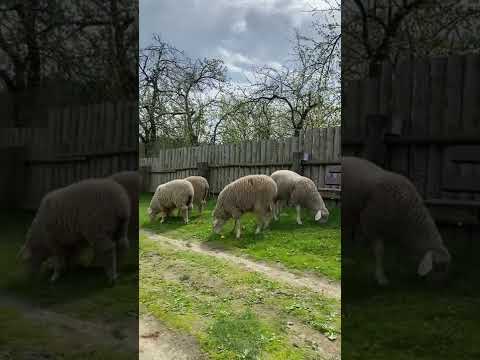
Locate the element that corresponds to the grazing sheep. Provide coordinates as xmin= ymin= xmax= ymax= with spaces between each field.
xmin=109 ymin=171 xmax=141 ymax=243
xmin=185 ymin=176 xmax=209 ymax=213
xmin=342 ymin=156 xmax=451 ymax=286
xmin=213 ymin=174 xmax=277 ymax=239
xmin=18 ymin=178 xmax=130 ymax=284
xmin=148 ymin=179 xmax=194 ymax=224
xmin=271 ymin=170 xmax=329 ymax=225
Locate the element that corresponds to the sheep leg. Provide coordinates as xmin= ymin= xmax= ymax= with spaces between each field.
xmin=275 ymin=200 xmax=285 ymax=220
xmin=102 ymin=247 xmax=118 ymax=285
xmin=50 ymin=256 xmax=66 ymax=283
xmin=273 ymin=201 xmax=280 ymax=221
xmin=373 ymin=239 xmax=389 ymax=286
xmin=181 ymin=206 xmax=189 ymax=224
xmin=262 ymin=216 xmax=270 ymax=230
xmin=255 ymin=212 xmax=265 ymax=234
xmin=234 ymin=217 xmax=242 ymax=239
xmin=296 ymin=205 xmax=303 ymax=225
xmin=115 ymin=217 xmax=130 ymax=265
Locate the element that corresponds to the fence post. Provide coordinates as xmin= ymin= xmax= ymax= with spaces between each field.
xmin=139 ymin=165 xmax=151 ymax=192
xmin=363 ymin=114 xmax=389 ymax=167
xmin=292 ymin=152 xmax=305 ymax=175
xmin=197 ymin=162 xmax=210 ymax=181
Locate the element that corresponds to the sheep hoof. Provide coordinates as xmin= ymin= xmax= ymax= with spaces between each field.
xmin=297 ymin=220 xmax=303 ymax=225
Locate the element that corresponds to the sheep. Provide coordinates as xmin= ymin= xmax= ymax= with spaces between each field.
xmin=212 ymin=174 xmax=277 ymax=239
xmin=18 ymin=178 xmax=130 ymax=284
xmin=270 ymin=170 xmax=329 ymax=225
xmin=109 ymin=170 xmax=141 ymax=243
xmin=342 ymin=156 xmax=451 ymax=286
xmin=184 ymin=176 xmax=209 ymax=213
xmin=148 ymin=179 xmax=194 ymax=224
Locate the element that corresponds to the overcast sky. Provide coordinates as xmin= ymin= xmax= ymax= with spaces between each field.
xmin=140 ymin=0 xmax=327 ymax=83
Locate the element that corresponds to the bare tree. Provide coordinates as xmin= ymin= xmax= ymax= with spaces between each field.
xmin=246 ymin=28 xmax=340 ymax=137
xmin=342 ymin=0 xmax=480 ymax=79
xmin=0 ymin=1 xmax=137 ymax=99
xmin=139 ymin=36 xmax=226 ymax=152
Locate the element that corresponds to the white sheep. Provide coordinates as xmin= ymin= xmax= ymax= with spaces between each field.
xmin=213 ymin=174 xmax=277 ymax=239
xmin=343 ymin=156 xmax=451 ymax=286
xmin=270 ymin=170 xmax=329 ymax=225
xmin=148 ymin=179 xmax=194 ymax=224
xmin=184 ymin=175 xmax=209 ymax=213
xmin=18 ymin=178 xmax=130 ymax=284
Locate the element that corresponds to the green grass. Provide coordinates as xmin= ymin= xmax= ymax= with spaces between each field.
xmin=0 ymin=210 xmax=138 ymax=358
xmin=342 ymin=239 xmax=480 ymax=359
xmin=140 ymin=193 xmax=341 ymax=281
xmin=140 ymin=233 xmax=340 ymax=359
xmin=0 ymin=307 xmax=134 ymax=360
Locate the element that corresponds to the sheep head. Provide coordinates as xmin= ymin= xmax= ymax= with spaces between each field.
xmin=417 ymin=246 xmax=451 ymax=284
xmin=212 ymin=207 xmax=228 ymax=234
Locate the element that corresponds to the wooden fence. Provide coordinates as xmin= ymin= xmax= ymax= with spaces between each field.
xmin=0 ymin=101 xmax=138 ymax=210
xmin=140 ymin=127 xmax=341 ymax=198
xmin=343 ymin=54 xmax=480 ymax=243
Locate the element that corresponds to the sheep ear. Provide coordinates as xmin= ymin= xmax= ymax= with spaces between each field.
xmin=315 ymin=210 xmax=322 ymax=221
xmin=418 ymin=251 xmax=433 ymax=276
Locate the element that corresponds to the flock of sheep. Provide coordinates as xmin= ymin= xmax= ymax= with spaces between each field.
xmin=17 ymin=156 xmax=452 ymax=287
xmin=147 ymin=170 xmax=331 ymax=239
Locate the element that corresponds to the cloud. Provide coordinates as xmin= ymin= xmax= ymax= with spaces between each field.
xmin=140 ymin=0 xmax=328 ymax=83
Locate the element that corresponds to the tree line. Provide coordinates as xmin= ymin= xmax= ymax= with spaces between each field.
xmin=139 ymin=7 xmax=341 ymax=153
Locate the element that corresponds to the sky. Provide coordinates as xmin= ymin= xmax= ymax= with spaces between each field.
xmin=140 ymin=0 xmax=329 ymax=83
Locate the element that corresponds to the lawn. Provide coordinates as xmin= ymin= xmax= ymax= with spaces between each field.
xmin=0 ymin=210 xmax=138 ymax=359
xmin=342 ymin=234 xmax=480 ymax=359
xmin=139 ymin=193 xmax=341 ymax=281
xmin=140 ymin=233 xmax=341 ymax=359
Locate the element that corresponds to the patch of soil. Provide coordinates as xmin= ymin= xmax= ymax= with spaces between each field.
xmin=286 ymin=320 xmax=341 ymax=360
xmin=139 ymin=314 xmax=207 ymax=360
xmin=142 ymin=230 xmax=340 ymax=300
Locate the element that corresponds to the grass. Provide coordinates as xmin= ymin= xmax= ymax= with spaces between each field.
xmin=0 ymin=210 xmax=138 ymax=359
xmin=0 ymin=307 xmax=134 ymax=360
xmin=139 ymin=193 xmax=341 ymax=281
xmin=342 ymin=237 xmax=480 ymax=359
xmin=140 ymin=233 xmax=340 ymax=359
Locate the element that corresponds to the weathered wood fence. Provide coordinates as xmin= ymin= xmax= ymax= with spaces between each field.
xmin=0 ymin=101 xmax=138 ymax=210
xmin=343 ymin=54 xmax=480 ymax=243
xmin=140 ymin=127 xmax=341 ymax=199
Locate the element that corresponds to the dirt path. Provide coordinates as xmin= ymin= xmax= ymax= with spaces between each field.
xmin=0 ymin=294 xmax=137 ymax=354
xmin=140 ymin=314 xmax=206 ymax=360
xmin=142 ymin=230 xmax=341 ymax=300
